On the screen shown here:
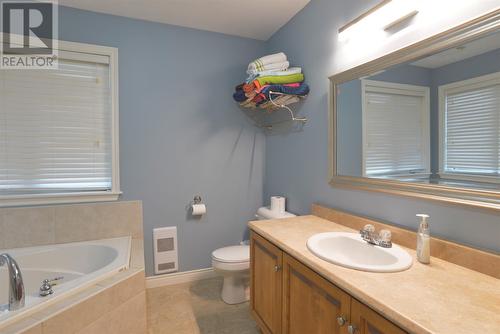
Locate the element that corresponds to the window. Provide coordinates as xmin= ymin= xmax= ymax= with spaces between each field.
xmin=0 ymin=40 xmax=120 ymax=206
xmin=439 ymin=72 xmax=500 ymax=182
xmin=362 ymin=80 xmax=430 ymax=178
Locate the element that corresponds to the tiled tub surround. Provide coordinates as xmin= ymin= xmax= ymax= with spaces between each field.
xmin=249 ymin=205 xmax=500 ymax=334
xmin=0 ymin=201 xmax=147 ymax=334
xmin=0 ymin=201 xmax=143 ymax=249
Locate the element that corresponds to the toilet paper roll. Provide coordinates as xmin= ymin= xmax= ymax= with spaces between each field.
xmin=191 ymin=204 xmax=206 ymax=216
xmin=278 ymin=197 xmax=286 ymax=213
xmin=270 ymin=196 xmax=281 ymax=212
xmin=270 ymin=196 xmax=285 ymax=213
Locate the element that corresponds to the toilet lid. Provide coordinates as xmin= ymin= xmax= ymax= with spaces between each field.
xmin=212 ymin=245 xmax=250 ymax=263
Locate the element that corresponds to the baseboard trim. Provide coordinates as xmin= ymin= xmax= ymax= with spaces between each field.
xmin=146 ymin=268 xmax=218 ymax=289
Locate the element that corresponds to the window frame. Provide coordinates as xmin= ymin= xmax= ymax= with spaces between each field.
xmin=0 ymin=35 xmax=121 ymax=207
xmin=361 ymin=79 xmax=431 ymax=178
xmin=438 ymin=71 xmax=500 ymax=184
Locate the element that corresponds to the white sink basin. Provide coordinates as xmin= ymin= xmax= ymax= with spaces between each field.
xmin=307 ymin=232 xmax=412 ymax=272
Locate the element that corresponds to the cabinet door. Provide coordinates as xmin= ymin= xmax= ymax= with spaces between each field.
xmin=349 ymin=299 xmax=407 ymax=334
xmin=250 ymin=232 xmax=283 ymax=334
xmin=283 ymin=254 xmax=351 ymax=334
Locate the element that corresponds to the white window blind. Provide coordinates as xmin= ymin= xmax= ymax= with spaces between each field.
xmin=363 ymin=81 xmax=430 ymax=177
xmin=442 ymin=80 xmax=500 ymax=178
xmin=0 ymin=54 xmax=113 ymax=195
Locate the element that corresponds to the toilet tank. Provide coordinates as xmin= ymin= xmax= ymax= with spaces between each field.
xmin=255 ymin=206 xmax=296 ymax=220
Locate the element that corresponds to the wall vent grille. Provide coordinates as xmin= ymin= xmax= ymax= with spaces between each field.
xmin=153 ymin=227 xmax=178 ymax=274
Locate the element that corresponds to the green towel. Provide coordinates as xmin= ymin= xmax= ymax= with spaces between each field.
xmin=256 ymin=73 xmax=304 ymax=86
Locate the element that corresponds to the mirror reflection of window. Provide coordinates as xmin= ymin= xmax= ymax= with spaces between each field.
xmin=439 ymin=73 xmax=500 ymax=183
xmin=362 ymin=80 xmax=430 ymax=179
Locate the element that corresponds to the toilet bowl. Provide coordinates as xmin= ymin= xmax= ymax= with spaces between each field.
xmin=212 ymin=245 xmax=250 ymax=304
xmin=212 ymin=205 xmax=296 ymax=305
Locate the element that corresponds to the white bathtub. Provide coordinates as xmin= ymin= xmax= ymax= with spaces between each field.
xmin=0 ymin=237 xmax=131 ymax=328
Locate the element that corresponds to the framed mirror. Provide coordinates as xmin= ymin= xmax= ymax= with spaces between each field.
xmin=329 ymin=10 xmax=500 ymax=210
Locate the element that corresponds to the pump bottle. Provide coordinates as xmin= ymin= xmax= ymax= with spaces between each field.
xmin=416 ymin=214 xmax=430 ymax=264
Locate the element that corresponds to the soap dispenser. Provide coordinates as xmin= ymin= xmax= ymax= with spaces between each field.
xmin=416 ymin=214 xmax=430 ymax=264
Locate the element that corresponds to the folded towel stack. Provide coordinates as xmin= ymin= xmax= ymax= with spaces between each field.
xmin=247 ymin=52 xmax=289 ymax=75
xmin=233 ymin=52 xmax=309 ymax=109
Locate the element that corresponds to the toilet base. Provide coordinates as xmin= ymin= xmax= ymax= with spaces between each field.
xmin=221 ymin=273 xmax=250 ymax=305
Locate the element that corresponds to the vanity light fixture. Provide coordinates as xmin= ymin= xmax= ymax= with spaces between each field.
xmin=338 ymin=0 xmax=418 ymax=42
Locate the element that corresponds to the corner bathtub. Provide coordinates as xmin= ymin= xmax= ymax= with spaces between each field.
xmin=0 ymin=237 xmax=131 ymax=328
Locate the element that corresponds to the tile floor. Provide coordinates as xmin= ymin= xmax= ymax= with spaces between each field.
xmin=147 ymin=277 xmax=260 ymax=334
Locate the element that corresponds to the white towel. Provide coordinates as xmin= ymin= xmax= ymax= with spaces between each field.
xmin=247 ymin=61 xmax=289 ymax=75
xmin=247 ymin=52 xmax=288 ymax=74
xmin=255 ymin=67 xmax=302 ymax=77
xmin=245 ymin=67 xmax=301 ymax=83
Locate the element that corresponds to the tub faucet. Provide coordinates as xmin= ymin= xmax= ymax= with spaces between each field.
xmin=0 ymin=253 xmax=25 ymax=311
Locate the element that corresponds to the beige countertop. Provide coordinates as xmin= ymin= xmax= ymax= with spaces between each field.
xmin=249 ymin=215 xmax=500 ymax=334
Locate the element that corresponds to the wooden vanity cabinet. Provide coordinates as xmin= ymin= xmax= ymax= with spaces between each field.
xmin=250 ymin=232 xmax=283 ymax=334
xmin=250 ymin=232 xmax=408 ymax=334
xmin=350 ymin=299 xmax=407 ymax=334
xmin=282 ymin=254 xmax=351 ymax=334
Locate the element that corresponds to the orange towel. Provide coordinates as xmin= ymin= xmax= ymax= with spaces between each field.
xmin=253 ymin=80 xmax=263 ymax=92
xmin=243 ymin=83 xmax=255 ymax=93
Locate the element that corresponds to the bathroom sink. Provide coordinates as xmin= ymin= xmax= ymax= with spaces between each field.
xmin=306 ymin=232 xmax=412 ymax=272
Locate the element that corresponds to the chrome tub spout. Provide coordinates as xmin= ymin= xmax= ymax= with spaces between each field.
xmin=0 ymin=253 xmax=25 ymax=311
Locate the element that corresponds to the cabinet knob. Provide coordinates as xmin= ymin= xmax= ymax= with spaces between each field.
xmin=273 ymin=265 xmax=281 ymax=272
xmin=348 ymin=325 xmax=357 ymax=334
xmin=336 ymin=316 xmax=346 ymax=326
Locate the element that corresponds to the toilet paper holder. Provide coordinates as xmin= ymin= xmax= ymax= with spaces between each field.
xmin=188 ymin=195 xmax=206 ymax=216
xmin=193 ymin=195 xmax=202 ymax=205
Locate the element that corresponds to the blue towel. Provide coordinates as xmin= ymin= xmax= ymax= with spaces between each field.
xmin=232 ymin=89 xmax=247 ymax=102
xmin=261 ymin=83 xmax=310 ymax=98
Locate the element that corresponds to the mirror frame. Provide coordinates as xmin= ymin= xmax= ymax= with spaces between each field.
xmin=329 ymin=9 xmax=500 ymax=211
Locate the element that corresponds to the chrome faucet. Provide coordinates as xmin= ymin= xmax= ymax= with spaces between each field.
xmin=39 ymin=276 xmax=64 ymax=297
xmin=0 ymin=253 xmax=25 ymax=311
xmin=359 ymin=224 xmax=392 ymax=248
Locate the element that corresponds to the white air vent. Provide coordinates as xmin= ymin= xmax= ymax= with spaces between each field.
xmin=153 ymin=227 xmax=178 ymax=275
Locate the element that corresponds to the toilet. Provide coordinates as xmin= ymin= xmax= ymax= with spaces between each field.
xmin=212 ymin=206 xmax=296 ymax=304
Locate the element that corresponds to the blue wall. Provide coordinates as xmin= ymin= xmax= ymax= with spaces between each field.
xmin=57 ymin=7 xmax=266 ymax=276
xmin=371 ymin=64 xmax=433 ymax=86
xmin=337 ymin=79 xmax=362 ymax=176
xmin=265 ymin=0 xmax=500 ymax=253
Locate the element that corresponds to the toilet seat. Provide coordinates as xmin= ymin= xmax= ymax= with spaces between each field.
xmin=212 ymin=245 xmax=250 ymax=271
xmin=212 ymin=245 xmax=250 ymax=263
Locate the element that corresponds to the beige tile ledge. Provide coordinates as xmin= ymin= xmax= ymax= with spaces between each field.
xmin=130 ymin=238 xmax=145 ymax=270
xmin=1 ymin=316 xmax=42 ymax=334
xmin=1 ymin=238 xmax=145 ymax=334
xmin=249 ymin=216 xmax=500 ymax=334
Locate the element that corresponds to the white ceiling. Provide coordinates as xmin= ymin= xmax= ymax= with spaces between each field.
xmin=58 ymin=0 xmax=310 ymax=41
xmin=412 ymin=31 xmax=500 ymax=69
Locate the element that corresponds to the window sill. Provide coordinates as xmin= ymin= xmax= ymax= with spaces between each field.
xmin=439 ymin=173 xmax=500 ymax=185
xmin=0 ymin=191 xmax=122 ymax=208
